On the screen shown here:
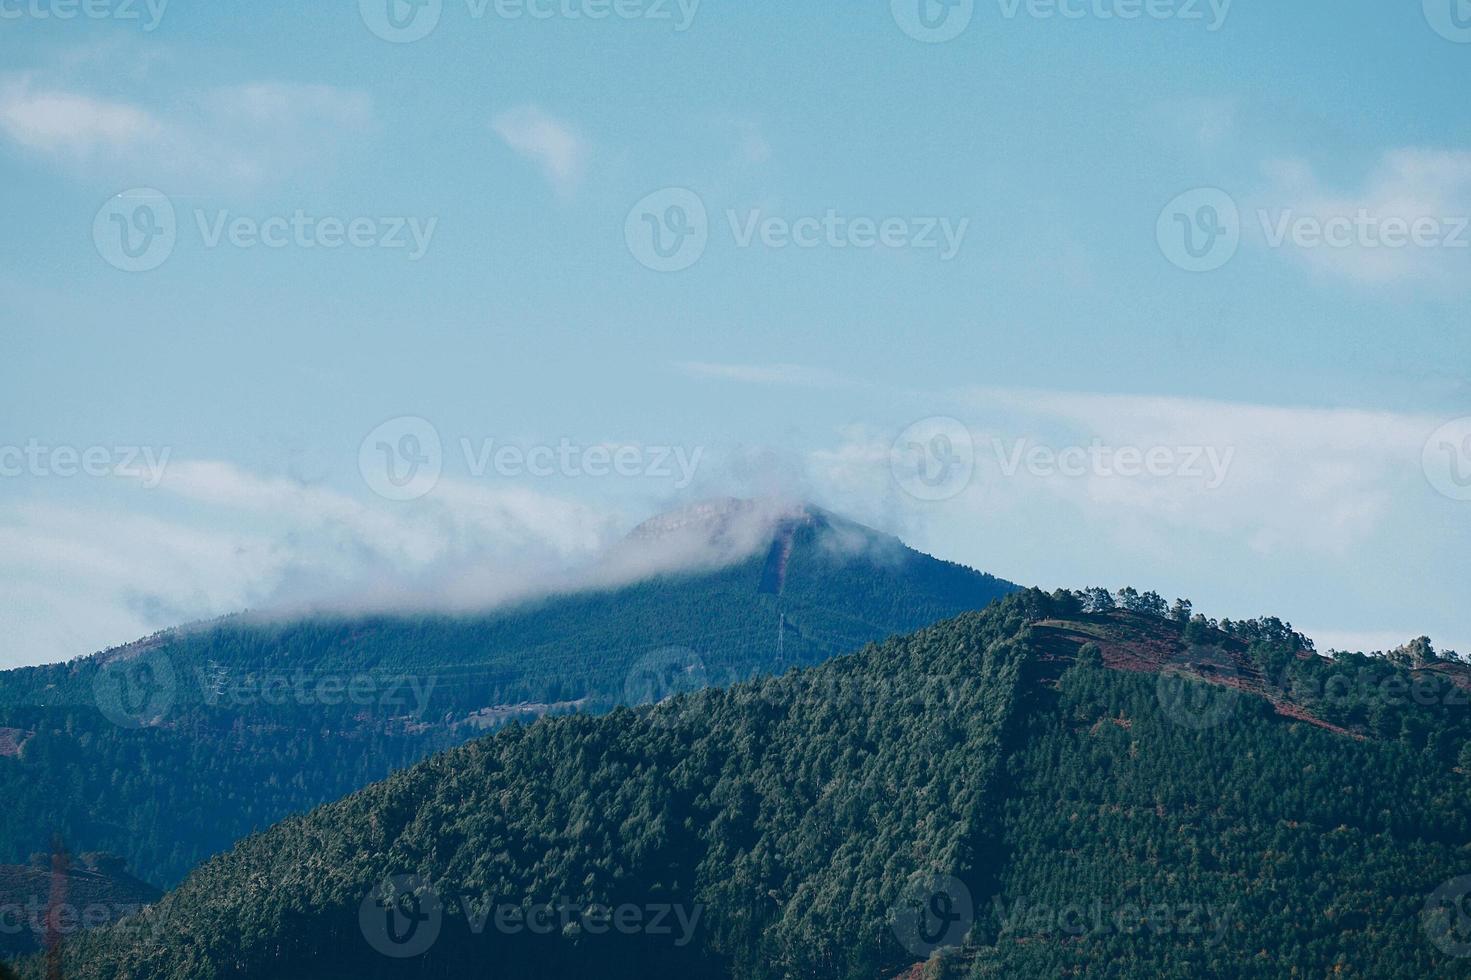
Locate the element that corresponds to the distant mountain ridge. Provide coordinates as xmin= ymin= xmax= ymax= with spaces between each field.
xmin=28 ymin=589 xmax=1471 ymax=979
xmin=0 ymin=501 xmax=1018 ymax=890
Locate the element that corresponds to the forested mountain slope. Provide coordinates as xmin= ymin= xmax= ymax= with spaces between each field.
xmin=25 ymin=590 xmax=1471 ymax=979
xmin=0 ymin=852 xmax=161 ymax=958
xmin=0 ymin=503 xmax=1015 ymax=889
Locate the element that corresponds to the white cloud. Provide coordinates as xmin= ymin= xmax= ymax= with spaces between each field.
xmin=203 ymin=83 xmax=373 ymax=130
xmin=805 ymin=387 xmax=1440 ymax=561
xmin=0 ymin=461 xmax=791 ymax=669
xmin=0 ymin=70 xmax=374 ymax=185
xmin=1254 ymin=148 xmax=1471 ymax=287
xmin=970 ymin=387 xmax=1434 ymax=553
xmin=491 ymin=106 xmax=587 ymax=196
xmin=794 ymin=387 xmax=1470 ymax=655
xmin=155 ymin=460 xmax=622 ymax=593
xmin=0 ymin=464 xmax=629 ymax=667
xmin=0 ymin=74 xmax=161 ymax=158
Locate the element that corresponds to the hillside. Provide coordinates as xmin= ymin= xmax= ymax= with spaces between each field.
xmin=0 ymin=853 xmax=161 ymax=958
xmin=0 ymin=502 xmax=1015 ymax=890
xmin=24 ymin=590 xmax=1471 ymax=979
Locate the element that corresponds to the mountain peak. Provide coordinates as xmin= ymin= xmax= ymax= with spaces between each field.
xmin=627 ymin=497 xmax=820 ymax=541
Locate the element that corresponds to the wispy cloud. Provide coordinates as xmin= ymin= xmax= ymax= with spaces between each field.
xmin=676 ymin=361 xmax=855 ymax=388
xmin=795 ymin=386 xmax=1467 ymax=651
xmin=805 ymin=386 xmax=1441 ymax=559
xmin=491 ymin=106 xmax=587 ymax=197
xmin=0 ymin=67 xmax=374 ymax=185
xmin=0 ymin=74 xmax=161 ymax=158
xmin=0 ymin=461 xmax=793 ymax=669
xmin=969 ymin=386 xmax=1434 ymax=554
xmin=202 ymin=83 xmax=372 ymax=130
xmin=0 ymin=463 xmax=623 ymax=667
xmin=1254 ymin=148 xmax=1471 ymax=287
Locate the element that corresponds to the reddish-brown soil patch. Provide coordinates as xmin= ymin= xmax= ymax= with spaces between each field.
xmin=0 ymin=727 xmax=30 ymax=757
xmin=1033 ymin=612 xmax=1361 ymax=738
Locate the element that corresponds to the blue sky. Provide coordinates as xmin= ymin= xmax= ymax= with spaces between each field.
xmin=2 ymin=0 xmax=1469 ymax=667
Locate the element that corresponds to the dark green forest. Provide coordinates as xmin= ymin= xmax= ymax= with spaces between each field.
xmin=0 ymin=514 xmax=1014 ymax=889
xmin=19 ymin=589 xmax=1471 ymax=979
